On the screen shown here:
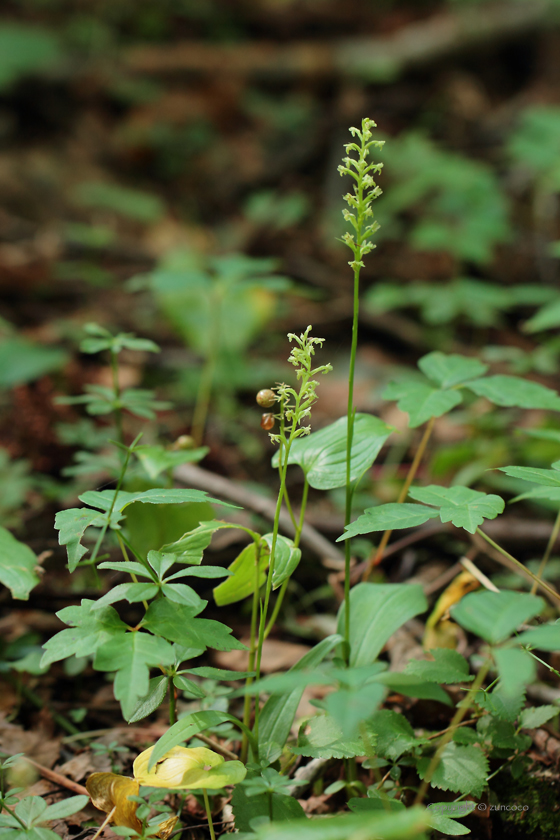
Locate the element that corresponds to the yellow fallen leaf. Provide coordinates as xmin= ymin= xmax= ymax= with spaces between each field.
xmin=86 ymin=773 xmax=141 ymax=834
xmin=423 ymin=570 xmax=479 ymax=649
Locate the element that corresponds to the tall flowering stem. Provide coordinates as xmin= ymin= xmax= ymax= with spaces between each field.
xmin=338 ymin=118 xmax=384 ymax=657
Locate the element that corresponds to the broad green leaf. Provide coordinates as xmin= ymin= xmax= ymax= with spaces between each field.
xmin=519 ymin=705 xmax=559 ymax=729
xmin=79 ymin=488 xmax=234 ymax=514
xmin=42 ymin=796 xmax=89 ymax=822
xmin=408 ymin=485 xmax=504 ymax=533
xmin=143 ymin=599 xmax=246 ymax=652
xmin=231 ymin=785 xmax=306 ymax=832
xmin=92 ymin=582 xmax=159 ymax=611
xmin=15 ymin=796 xmax=47 ymax=826
xmin=261 ymin=533 xmax=301 ymax=589
xmin=514 ymin=622 xmax=560 ymax=650
xmin=272 ymin=414 xmax=392 ymax=490
xmin=0 ymin=336 xmax=67 ymax=387
xmin=405 ymin=649 xmax=473 ymax=684
xmin=418 ymin=351 xmax=488 ymax=389
xmin=475 ymin=685 xmax=526 ymax=723
xmin=292 ymin=713 xmax=365 ymax=759
xmin=55 ymin=508 xmax=107 ymax=572
xmin=466 ymin=375 xmax=560 ymax=410
xmin=258 ymin=635 xmax=343 ymax=763
xmin=383 ymin=380 xmax=463 ymax=427
xmin=248 ymin=808 xmax=428 ymax=840
xmin=135 ymin=445 xmax=209 ymax=480
xmin=498 ymin=462 xmax=560 ymax=487
xmin=524 ymin=297 xmax=560 ymax=333
xmin=373 ymin=672 xmax=451 ymax=705
xmin=427 ymin=802 xmax=476 ymax=836
xmin=348 ymin=796 xmax=405 ymax=814
xmin=417 ymin=742 xmax=489 ymax=797
xmin=493 ymin=647 xmax=536 ymax=697
xmin=160 ymin=520 xmax=236 ymax=565
xmin=337 ymin=583 xmax=428 ymax=667
xmin=41 ymin=600 xmax=127 ymax=667
xmin=0 ymin=526 xmax=40 ymax=599
xmin=338 ymin=504 xmax=438 ymax=541
xmin=326 ymin=682 xmax=386 ymax=739
xmin=368 ymin=710 xmax=422 ymax=760
xmin=148 ymin=710 xmax=256 ymax=769
xmin=128 ymin=676 xmax=169 ymax=723
xmin=451 ymin=590 xmax=544 ymax=644
xmin=160 ymin=583 xmax=206 ymax=609
xmin=93 ymin=632 xmax=175 ymax=720
xmin=213 ymin=542 xmax=268 ymax=606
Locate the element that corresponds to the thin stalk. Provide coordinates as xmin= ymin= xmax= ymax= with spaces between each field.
xmin=268 ymin=790 xmax=273 ymax=822
xmin=531 ymin=507 xmax=560 ymax=595
xmin=476 ymin=528 xmax=560 ymax=604
xmin=191 ymin=291 xmax=221 ymax=446
xmin=110 ymin=349 xmax=124 ymax=450
xmin=1 ymin=801 xmax=27 ymax=829
xmin=90 ymin=807 xmax=116 ymax=840
xmin=168 ymin=676 xmax=177 ymax=726
xmin=363 ymin=415 xmax=435 ymax=581
xmin=202 ymin=790 xmax=216 ymax=840
xmin=115 ymin=532 xmax=149 ymax=610
xmin=413 ymin=658 xmax=491 ymax=805
xmin=241 ymin=538 xmax=262 ymax=763
xmin=264 ymin=477 xmax=309 ymax=640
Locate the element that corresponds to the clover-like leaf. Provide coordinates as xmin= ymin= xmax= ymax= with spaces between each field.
xmin=451 ymin=590 xmax=545 ymax=644
xmin=466 ymin=375 xmax=560 ymax=410
xmin=338 ymin=503 xmax=438 ymax=541
xmin=408 ymin=485 xmax=504 ymax=534
xmin=383 ymin=380 xmax=463 ymax=428
xmin=418 ymin=351 xmax=488 ymax=389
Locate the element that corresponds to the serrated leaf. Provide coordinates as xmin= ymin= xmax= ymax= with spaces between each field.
xmin=417 ymin=742 xmax=488 ymax=797
xmin=0 ymin=526 xmax=40 ymax=599
xmin=79 ymin=488 xmax=235 ymax=515
xmin=405 ymin=649 xmax=473 ymax=684
xmin=272 ymin=413 xmax=392 ymax=490
xmin=451 ymin=590 xmax=545 ymax=643
xmin=292 ymin=713 xmax=365 ymax=759
xmin=475 ymin=685 xmax=526 ymax=723
xmin=213 ymin=542 xmax=268 ymax=606
xmin=337 ymin=583 xmax=428 ymax=667
xmin=261 ymin=533 xmax=301 ymax=589
xmin=326 ymin=682 xmax=386 ymax=739
xmin=499 ymin=463 xmax=560 ymax=488
xmin=519 ymin=705 xmax=559 ymax=729
xmin=55 ymin=508 xmax=107 ymax=571
xmin=93 ymin=632 xmax=175 ymax=720
xmin=160 ymin=520 xmax=235 ymax=565
xmin=143 ymin=599 xmax=246 ymax=652
xmin=338 ymin=503 xmax=438 ymax=541
xmin=41 ymin=600 xmax=127 ymax=667
xmin=128 ymin=676 xmax=169 ymax=723
xmin=408 ymin=485 xmax=504 ymax=533
xmin=466 ymin=375 xmax=560 ymax=410
xmin=418 ymin=351 xmax=488 ymax=389
xmin=258 ymin=635 xmax=343 ymax=763
xmin=383 ymin=380 xmax=463 ymax=427
xmin=92 ymin=582 xmax=159 ymax=611
xmin=368 ymin=710 xmax=422 ymax=760
xmin=493 ymin=647 xmax=536 ymax=697
xmin=514 ymin=622 xmax=560 ymax=650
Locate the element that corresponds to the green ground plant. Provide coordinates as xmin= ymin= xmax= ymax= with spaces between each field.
xmin=2 ymin=116 xmax=560 ymax=840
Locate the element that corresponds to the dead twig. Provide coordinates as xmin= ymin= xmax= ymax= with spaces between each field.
xmin=24 ymin=757 xmax=89 ymax=797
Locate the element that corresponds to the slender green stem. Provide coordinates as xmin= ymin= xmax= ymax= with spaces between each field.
xmin=363 ymin=416 xmax=435 ymax=581
xmin=191 ymin=291 xmax=220 ymax=446
xmin=268 ymin=790 xmax=273 ymax=822
xmin=531 ymin=507 xmax=560 ymax=595
xmin=202 ymin=790 xmax=216 ymax=840
xmin=413 ymin=658 xmax=491 ymax=805
xmin=1 ymin=801 xmax=26 ymax=829
xmin=110 ymin=349 xmax=124 ymax=450
xmin=168 ymin=676 xmax=176 ymax=726
xmin=476 ymin=527 xmax=560 ymax=604
xmin=241 ymin=538 xmax=262 ymax=763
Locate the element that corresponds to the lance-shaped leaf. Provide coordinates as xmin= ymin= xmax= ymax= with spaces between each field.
xmin=159 ymin=520 xmax=238 ymax=565
xmin=465 ymin=375 xmax=560 ymax=410
xmin=143 ymin=599 xmax=247 ymax=652
xmin=93 ymin=632 xmax=175 ymax=721
xmin=383 ymin=380 xmax=462 ymax=428
xmin=405 ymin=648 xmax=473 ymax=684
xmin=499 ymin=461 xmax=560 ymax=503
xmin=41 ymin=600 xmax=127 ymax=667
xmin=128 ymin=676 xmax=169 ymax=724
xmin=213 ymin=541 xmax=268 ymax=606
xmin=418 ymin=351 xmax=488 ymax=389
xmin=451 ymin=590 xmax=545 ymax=644
xmin=272 ymin=413 xmax=392 ymax=489
xmin=55 ymin=507 xmax=114 ymax=572
xmin=261 ymin=533 xmax=301 ymax=589
xmin=337 ymin=583 xmax=427 ymax=667
xmin=0 ymin=526 xmax=40 ymax=599
xmin=92 ymin=582 xmax=159 ymax=611
xmin=338 ymin=503 xmax=438 ymax=541
xmin=134 ymin=745 xmax=246 ymax=790
xmin=408 ymin=485 xmax=504 ymax=534
xmin=79 ymin=487 xmax=236 ymax=514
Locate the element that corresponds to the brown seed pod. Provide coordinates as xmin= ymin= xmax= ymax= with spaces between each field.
xmin=256 ymin=389 xmax=276 ymax=408
xmin=260 ymin=413 xmax=275 ymax=431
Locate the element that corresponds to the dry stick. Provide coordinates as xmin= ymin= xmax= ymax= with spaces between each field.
xmin=475 ymin=528 xmax=560 ymax=605
xmin=24 ymin=758 xmax=89 ymax=797
xmin=531 ymin=507 xmax=560 ymax=596
xmin=362 ymin=416 xmax=436 ymax=581
xmin=90 ymin=807 xmax=116 ymax=840
xmin=174 ymin=462 xmax=343 ymax=562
